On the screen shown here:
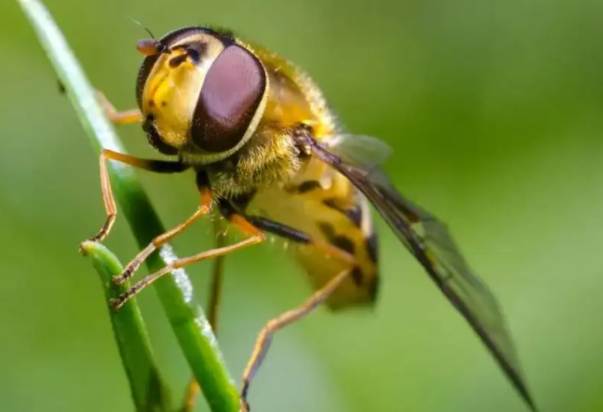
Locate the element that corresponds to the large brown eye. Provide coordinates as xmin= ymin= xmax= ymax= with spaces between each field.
xmin=191 ymin=44 xmax=266 ymax=153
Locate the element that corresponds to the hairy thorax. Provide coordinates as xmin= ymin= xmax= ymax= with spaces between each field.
xmin=198 ymin=121 xmax=305 ymax=199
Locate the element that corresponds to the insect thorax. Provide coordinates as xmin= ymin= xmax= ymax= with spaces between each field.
xmin=198 ymin=121 xmax=305 ymax=199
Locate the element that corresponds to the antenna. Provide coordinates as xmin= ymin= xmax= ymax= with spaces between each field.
xmin=126 ymin=16 xmax=156 ymax=39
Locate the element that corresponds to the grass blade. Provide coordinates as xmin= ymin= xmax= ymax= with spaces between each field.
xmin=17 ymin=1 xmax=240 ymax=411
xmin=81 ymin=241 xmax=171 ymax=412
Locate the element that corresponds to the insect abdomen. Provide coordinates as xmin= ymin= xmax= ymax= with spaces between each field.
xmin=297 ymin=190 xmax=380 ymax=310
xmin=248 ymin=158 xmax=380 ymax=310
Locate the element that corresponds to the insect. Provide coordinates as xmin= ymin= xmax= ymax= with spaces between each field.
xmin=83 ymin=26 xmax=537 ymax=411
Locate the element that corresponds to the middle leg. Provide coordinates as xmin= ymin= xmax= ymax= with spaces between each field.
xmin=113 ymin=173 xmax=213 ymax=286
xmin=111 ymin=213 xmax=264 ymax=310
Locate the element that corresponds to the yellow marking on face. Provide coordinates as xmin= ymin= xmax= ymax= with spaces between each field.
xmin=140 ymin=33 xmax=227 ymax=151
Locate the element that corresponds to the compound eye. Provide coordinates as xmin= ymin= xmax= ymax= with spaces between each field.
xmin=190 ymin=44 xmax=266 ymax=153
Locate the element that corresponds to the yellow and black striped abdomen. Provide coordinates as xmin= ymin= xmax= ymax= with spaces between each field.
xmin=247 ymin=157 xmax=379 ymax=310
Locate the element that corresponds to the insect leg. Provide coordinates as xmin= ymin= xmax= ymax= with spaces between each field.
xmin=181 ymin=379 xmax=200 ymax=412
xmin=113 ymin=180 xmax=212 ymax=285
xmin=96 ymin=91 xmax=142 ymax=124
xmin=235 ymin=215 xmax=356 ymax=411
xmin=207 ymin=222 xmax=226 ymax=331
xmin=240 ymin=268 xmax=350 ymax=410
xmin=84 ymin=149 xmax=189 ymax=246
xmin=110 ymin=214 xmax=264 ymax=310
xmin=181 ymin=218 xmax=227 ymax=412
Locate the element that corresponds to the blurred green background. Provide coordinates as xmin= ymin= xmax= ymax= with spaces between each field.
xmin=2 ymin=0 xmax=602 ymax=411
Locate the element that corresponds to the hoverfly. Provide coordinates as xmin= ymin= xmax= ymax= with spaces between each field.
xmin=83 ymin=26 xmax=537 ymax=411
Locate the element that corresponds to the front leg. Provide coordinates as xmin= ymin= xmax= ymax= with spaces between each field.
xmin=82 ymin=149 xmax=189 ymax=248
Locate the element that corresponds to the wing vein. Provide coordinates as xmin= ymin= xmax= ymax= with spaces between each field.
xmin=305 ymin=135 xmax=537 ymax=411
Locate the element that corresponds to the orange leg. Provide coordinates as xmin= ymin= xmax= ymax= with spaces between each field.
xmin=96 ymin=91 xmax=142 ymax=124
xmin=230 ymin=215 xmax=356 ymax=411
xmin=110 ymin=215 xmax=264 ymax=310
xmin=83 ymin=149 xmax=189 ymax=247
xmin=113 ymin=187 xmax=212 ymax=285
xmin=239 ymin=267 xmax=352 ymax=411
xmin=181 ymin=378 xmax=201 ymax=412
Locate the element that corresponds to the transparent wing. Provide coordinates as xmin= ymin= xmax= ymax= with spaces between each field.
xmin=307 ymin=133 xmax=536 ymax=411
xmin=324 ymin=134 xmax=393 ymax=169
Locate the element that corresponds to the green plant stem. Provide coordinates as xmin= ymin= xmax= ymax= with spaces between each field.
xmin=81 ymin=241 xmax=171 ymax=412
xmin=17 ymin=1 xmax=240 ymax=411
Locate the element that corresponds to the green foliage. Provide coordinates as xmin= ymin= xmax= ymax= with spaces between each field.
xmin=82 ymin=241 xmax=171 ymax=412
